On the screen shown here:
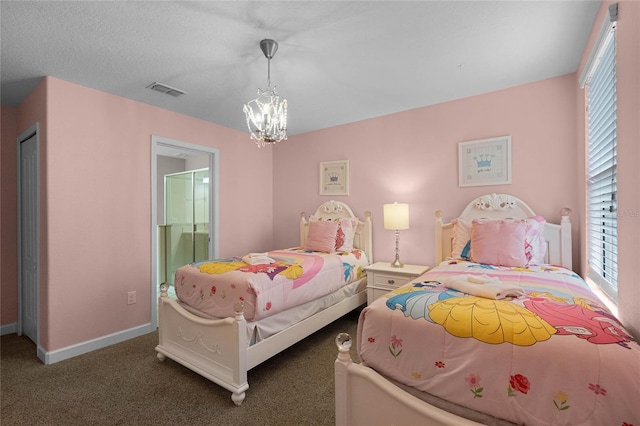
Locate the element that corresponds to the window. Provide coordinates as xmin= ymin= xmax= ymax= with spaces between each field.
xmin=584 ymin=7 xmax=618 ymax=302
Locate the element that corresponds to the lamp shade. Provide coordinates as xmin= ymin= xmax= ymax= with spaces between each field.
xmin=383 ymin=203 xmax=409 ymax=230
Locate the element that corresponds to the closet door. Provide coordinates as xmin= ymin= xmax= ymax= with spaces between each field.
xmin=20 ymin=133 xmax=39 ymax=344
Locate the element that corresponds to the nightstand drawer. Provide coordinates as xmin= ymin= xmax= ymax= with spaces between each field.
xmin=365 ymin=262 xmax=430 ymax=305
xmin=373 ymin=273 xmax=413 ymax=289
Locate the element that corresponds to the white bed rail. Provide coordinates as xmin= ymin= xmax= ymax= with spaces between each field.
xmin=335 ymin=333 xmax=483 ymax=426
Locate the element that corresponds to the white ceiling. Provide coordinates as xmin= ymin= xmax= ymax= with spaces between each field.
xmin=1 ymin=1 xmax=600 ymax=136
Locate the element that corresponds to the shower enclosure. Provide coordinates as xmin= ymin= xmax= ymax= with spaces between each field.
xmin=159 ymin=168 xmax=209 ymax=285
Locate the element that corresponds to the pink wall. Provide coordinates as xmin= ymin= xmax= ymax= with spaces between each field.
xmin=1 ymin=105 xmax=18 ymax=325
xmin=576 ymin=0 xmax=640 ymax=338
xmin=2 ymin=1 xmax=637 ymax=353
xmin=273 ymin=0 xmax=639 ymax=338
xmin=3 ymin=77 xmax=274 ymax=351
xmin=274 ymin=74 xmax=580 ymax=268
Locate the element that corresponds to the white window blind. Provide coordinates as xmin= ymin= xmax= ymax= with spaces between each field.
xmin=586 ymin=23 xmax=617 ymax=302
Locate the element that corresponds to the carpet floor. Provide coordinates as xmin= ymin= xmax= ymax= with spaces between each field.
xmin=1 ymin=307 xmax=362 ymax=425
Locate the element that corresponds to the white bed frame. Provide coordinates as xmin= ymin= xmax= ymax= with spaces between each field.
xmin=156 ymin=200 xmax=372 ymax=406
xmin=335 ymin=193 xmax=572 ymax=426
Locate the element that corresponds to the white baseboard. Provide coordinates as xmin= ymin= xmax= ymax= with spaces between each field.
xmin=1 ymin=323 xmax=17 ymax=335
xmin=43 ymin=323 xmax=156 ymax=365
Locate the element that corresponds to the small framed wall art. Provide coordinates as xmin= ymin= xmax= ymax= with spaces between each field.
xmin=458 ymin=136 xmax=512 ymax=187
xmin=320 ymin=160 xmax=349 ymax=195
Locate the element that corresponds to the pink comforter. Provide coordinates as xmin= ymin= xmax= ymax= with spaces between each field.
xmin=175 ymin=248 xmax=368 ymax=321
xmin=358 ymin=261 xmax=640 ymax=426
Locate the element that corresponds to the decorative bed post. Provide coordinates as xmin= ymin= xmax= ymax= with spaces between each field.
xmin=334 ymin=333 xmax=353 ymax=426
xmin=560 ymin=207 xmax=572 ymax=270
xmin=156 ymin=283 xmax=249 ymax=406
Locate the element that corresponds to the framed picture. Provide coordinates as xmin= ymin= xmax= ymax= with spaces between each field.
xmin=458 ymin=136 xmax=512 ymax=187
xmin=320 ymin=160 xmax=349 ymax=195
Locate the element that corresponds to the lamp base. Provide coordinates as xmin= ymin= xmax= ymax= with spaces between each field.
xmin=390 ymin=229 xmax=404 ymax=268
xmin=390 ymin=258 xmax=404 ymax=268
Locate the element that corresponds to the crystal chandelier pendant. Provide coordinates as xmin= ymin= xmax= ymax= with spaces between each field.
xmin=243 ymin=39 xmax=288 ymax=147
xmin=243 ymin=86 xmax=288 ymax=147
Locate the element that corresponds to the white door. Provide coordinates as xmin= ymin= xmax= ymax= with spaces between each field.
xmin=19 ymin=131 xmax=39 ymax=344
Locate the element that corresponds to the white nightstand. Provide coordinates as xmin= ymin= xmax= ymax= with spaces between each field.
xmin=365 ymin=262 xmax=430 ymax=305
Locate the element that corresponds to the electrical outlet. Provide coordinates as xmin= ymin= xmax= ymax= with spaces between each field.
xmin=127 ymin=291 xmax=136 ymax=305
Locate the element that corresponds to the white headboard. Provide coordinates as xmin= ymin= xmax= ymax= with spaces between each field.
xmin=435 ymin=193 xmax=572 ymax=269
xmin=300 ymin=200 xmax=373 ymax=264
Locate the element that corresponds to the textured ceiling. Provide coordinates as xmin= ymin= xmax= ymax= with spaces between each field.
xmin=1 ymin=1 xmax=600 ymax=136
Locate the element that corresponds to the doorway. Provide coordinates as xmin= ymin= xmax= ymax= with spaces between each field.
xmin=17 ymin=123 xmax=40 ymax=351
xmin=151 ymin=136 xmax=219 ymax=327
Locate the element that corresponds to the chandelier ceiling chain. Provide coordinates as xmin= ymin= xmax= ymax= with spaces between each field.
xmin=243 ymin=39 xmax=288 ymax=147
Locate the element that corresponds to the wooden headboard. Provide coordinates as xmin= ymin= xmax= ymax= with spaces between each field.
xmin=435 ymin=193 xmax=572 ymax=269
xmin=300 ymin=200 xmax=373 ymax=263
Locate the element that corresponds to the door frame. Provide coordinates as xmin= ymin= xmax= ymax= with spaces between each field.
xmin=150 ymin=135 xmax=219 ymax=327
xmin=16 ymin=122 xmax=44 ymax=360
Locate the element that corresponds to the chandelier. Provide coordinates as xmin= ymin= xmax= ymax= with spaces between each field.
xmin=243 ymin=39 xmax=288 ymax=147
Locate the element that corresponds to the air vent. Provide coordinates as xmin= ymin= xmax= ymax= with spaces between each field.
xmin=146 ymin=82 xmax=187 ymax=97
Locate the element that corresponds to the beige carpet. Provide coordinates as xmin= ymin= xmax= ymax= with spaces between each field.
xmin=1 ymin=307 xmax=361 ymax=425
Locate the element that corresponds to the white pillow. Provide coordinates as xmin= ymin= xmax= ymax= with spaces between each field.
xmin=524 ymin=216 xmax=547 ymax=265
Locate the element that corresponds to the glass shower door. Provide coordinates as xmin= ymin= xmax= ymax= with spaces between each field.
xmin=164 ymin=168 xmax=209 ymax=284
xmin=193 ymin=169 xmax=209 ymax=262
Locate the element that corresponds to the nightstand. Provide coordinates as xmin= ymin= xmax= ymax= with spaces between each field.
xmin=365 ymin=262 xmax=430 ymax=305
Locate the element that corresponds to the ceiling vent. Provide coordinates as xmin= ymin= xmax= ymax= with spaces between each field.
xmin=146 ymin=82 xmax=187 ymax=97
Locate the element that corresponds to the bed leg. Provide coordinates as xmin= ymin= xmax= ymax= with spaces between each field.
xmin=231 ymin=391 xmax=246 ymax=406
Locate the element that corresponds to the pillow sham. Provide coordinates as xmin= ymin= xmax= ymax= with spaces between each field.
xmin=451 ymin=218 xmax=473 ymax=260
xmin=524 ymin=216 xmax=547 ymax=265
xmin=335 ymin=218 xmax=358 ymax=252
xmin=304 ymin=220 xmax=339 ymax=252
xmin=451 ymin=216 xmax=548 ymax=265
xmin=470 ymin=219 xmax=528 ymax=267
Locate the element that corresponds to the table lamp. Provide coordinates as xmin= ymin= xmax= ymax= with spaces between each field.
xmin=383 ymin=203 xmax=409 ymax=268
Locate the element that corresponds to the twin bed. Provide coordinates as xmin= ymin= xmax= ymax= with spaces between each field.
xmin=335 ymin=193 xmax=640 ymax=425
xmin=156 ymin=200 xmax=372 ymax=405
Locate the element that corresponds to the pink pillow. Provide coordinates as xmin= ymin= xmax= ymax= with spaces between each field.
xmin=470 ymin=219 xmax=528 ymax=267
xmin=304 ymin=220 xmax=339 ymax=252
xmin=524 ymin=216 xmax=547 ymax=265
xmin=335 ymin=218 xmax=357 ymax=252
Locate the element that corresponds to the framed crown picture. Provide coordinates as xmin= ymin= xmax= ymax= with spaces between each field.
xmin=458 ymin=136 xmax=512 ymax=187
xmin=320 ymin=160 xmax=350 ymax=195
